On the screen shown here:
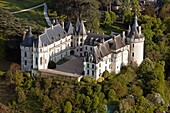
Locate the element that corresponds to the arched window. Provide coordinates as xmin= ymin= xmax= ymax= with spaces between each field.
xmin=40 ymin=57 xmax=42 ymax=65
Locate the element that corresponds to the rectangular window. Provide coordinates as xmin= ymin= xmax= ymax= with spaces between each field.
xmin=25 ymin=60 xmax=27 ymax=65
xmin=99 ymin=63 xmax=101 ymax=67
xmin=87 ymin=63 xmax=89 ymax=68
xmin=92 ymin=64 xmax=94 ymax=69
xmin=133 ymin=44 xmax=134 ymax=48
xmin=109 ymin=64 xmax=111 ymax=69
xmin=25 ymin=52 xmax=27 ymax=57
xmin=105 ymin=66 xmax=107 ymax=70
xmin=92 ymin=71 xmax=94 ymax=76
xmin=86 ymin=46 xmax=87 ymax=50
xmin=105 ymin=60 xmax=107 ymax=64
xmin=80 ymin=48 xmax=83 ymax=51
xmin=90 ymin=47 xmax=92 ymax=51
xmin=40 ymin=57 xmax=42 ymax=65
xmin=132 ymin=52 xmax=134 ymax=57
xmin=99 ymin=69 xmax=101 ymax=74
xmin=87 ymin=70 xmax=89 ymax=75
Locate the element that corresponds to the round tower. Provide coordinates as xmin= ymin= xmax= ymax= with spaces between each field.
xmin=128 ymin=15 xmax=145 ymax=66
xmin=20 ymin=27 xmax=35 ymax=72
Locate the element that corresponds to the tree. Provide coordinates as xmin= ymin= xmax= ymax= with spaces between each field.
xmin=110 ymin=11 xmax=116 ymax=22
xmin=16 ymin=87 xmax=26 ymax=103
xmin=47 ymin=0 xmax=101 ymax=32
xmin=144 ymin=4 xmax=155 ymax=17
xmin=64 ymin=101 xmax=72 ymax=113
xmin=164 ymin=16 xmax=170 ymax=33
xmin=6 ymin=63 xmax=24 ymax=86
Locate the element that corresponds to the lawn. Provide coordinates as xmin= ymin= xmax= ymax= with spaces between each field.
xmin=0 ymin=0 xmax=48 ymax=27
xmin=102 ymin=21 xmax=127 ymax=35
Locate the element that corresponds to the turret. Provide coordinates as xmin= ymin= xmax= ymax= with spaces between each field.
xmin=129 ymin=15 xmax=145 ymax=66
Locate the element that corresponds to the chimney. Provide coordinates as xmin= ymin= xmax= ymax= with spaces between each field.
xmin=122 ymin=31 xmax=126 ymax=43
xmin=53 ymin=19 xmax=56 ymax=25
xmin=138 ymin=26 xmax=141 ymax=35
xmin=23 ymin=31 xmax=26 ymax=40
xmin=51 ymin=25 xmax=54 ymax=30
xmin=61 ymin=21 xmax=64 ymax=29
xmin=102 ymin=33 xmax=105 ymax=43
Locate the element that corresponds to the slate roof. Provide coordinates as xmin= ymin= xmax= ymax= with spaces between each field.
xmin=85 ymin=34 xmax=126 ymax=63
xmin=112 ymin=0 xmax=122 ymax=6
xmin=35 ymin=24 xmax=67 ymax=47
xmin=21 ymin=27 xmax=36 ymax=47
xmin=84 ymin=33 xmax=112 ymax=46
xmin=110 ymin=35 xmax=125 ymax=50
xmin=65 ymin=20 xmax=74 ymax=35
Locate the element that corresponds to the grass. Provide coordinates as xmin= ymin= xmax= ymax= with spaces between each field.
xmin=102 ymin=21 xmax=127 ymax=35
xmin=0 ymin=0 xmax=48 ymax=27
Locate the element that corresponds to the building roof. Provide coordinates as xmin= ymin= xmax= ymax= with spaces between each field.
xmin=112 ymin=0 xmax=122 ymax=6
xmin=84 ymin=33 xmax=112 ymax=46
xmin=65 ymin=20 xmax=74 ymax=35
xmin=84 ymin=34 xmax=126 ymax=63
xmin=20 ymin=27 xmax=36 ymax=47
xmin=35 ymin=24 xmax=67 ymax=47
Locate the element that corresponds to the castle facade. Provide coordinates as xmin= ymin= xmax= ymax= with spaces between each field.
xmin=20 ymin=16 xmax=144 ymax=80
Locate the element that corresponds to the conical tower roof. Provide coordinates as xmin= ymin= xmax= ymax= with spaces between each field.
xmin=79 ymin=20 xmax=86 ymax=35
xmin=20 ymin=27 xmax=35 ymax=47
xmin=65 ymin=19 xmax=74 ymax=34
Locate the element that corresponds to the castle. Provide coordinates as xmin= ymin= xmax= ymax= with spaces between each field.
xmin=20 ymin=15 xmax=144 ymax=80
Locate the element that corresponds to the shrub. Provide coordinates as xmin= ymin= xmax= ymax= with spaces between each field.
xmin=48 ymin=61 xmax=56 ymax=69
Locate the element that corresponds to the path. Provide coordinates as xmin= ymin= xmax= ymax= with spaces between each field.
xmin=11 ymin=3 xmax=52 ymax=26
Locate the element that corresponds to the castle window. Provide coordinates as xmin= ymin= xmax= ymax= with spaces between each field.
xmin=90 ymin=47 xmax=92 ymax=51
xmin=25 ymin=60 xmax=27 ymax=65
xmin=92 ymin=71 xmax=94 ymax=76
xmin=40 ymin=57 xmax=42 ymax=65
xmin=36 ymin=57 xmax=38 ymax=65
xmin=87 ymin=70 xmax=89 ymax=75
xmin=92 ymin=64 xmax=94 ymax=69
xmin=132 ymin=52 xmax=134 ymax=57
xmin=99 ymin=63 xmax=101 ymax=67
xmin=25 ymin=52 xmax=27 ymax=57
xmin=87 ymin=64 xmax=89 ymax=68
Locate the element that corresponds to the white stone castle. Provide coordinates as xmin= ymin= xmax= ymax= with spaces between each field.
xmin=20 ymin=15 xmax=144 ymax=80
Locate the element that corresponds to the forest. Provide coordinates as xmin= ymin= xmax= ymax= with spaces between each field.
xmin=1 ymin=0 xmax=170 ymax=112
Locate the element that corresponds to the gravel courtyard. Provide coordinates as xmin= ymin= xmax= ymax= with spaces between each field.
xmin=55 ymin=57 xmax=84 ymax=75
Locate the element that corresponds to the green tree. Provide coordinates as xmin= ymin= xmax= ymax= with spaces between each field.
xmin=16 ymin=87 xmax=26 ymax=103
xmin=64 ymin=101 xmax=72 ymax=113
xmin=110 ymin=11 xmax=116 ymax=22
xmin=104 ymin=11 xmax=111 ymax=27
